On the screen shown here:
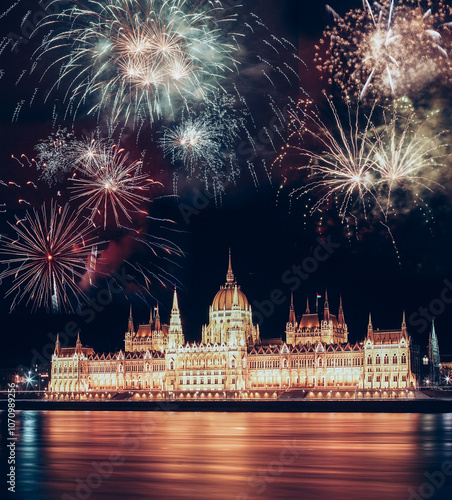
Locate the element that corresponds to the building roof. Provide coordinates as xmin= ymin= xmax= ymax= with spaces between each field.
xmin=135 ymin=324 xmax=169 ymax=338
xmin=58 ymin=347 xmax=95 ymax=357
xmin=211 ymin=284 xmax=249 ymax=311
xmin=298 ymin=313 xmax=320 ymax=329
xmin=371 ymin=329 xmax=406 ymax=345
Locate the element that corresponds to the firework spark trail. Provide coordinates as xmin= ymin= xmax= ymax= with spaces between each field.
xmin=31 ymin=0 xmax=240 ymax=125
xmin=113 ymin=222 xmax=185 ymax=293
xmin=0 ymin=1 xmax=21 ymax=21
xmin=69 ymin=142 xmax=157 ymax=228
xmin=0 ymin=201 xmax=99 ymax=312
xmin=316 ymin=0 xmax=452 ymax=101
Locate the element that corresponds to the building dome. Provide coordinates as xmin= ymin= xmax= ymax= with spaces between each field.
xmin=212 ymin=284 xmax=249 ymax=311
xmin=211 ymin=250 xmax=250 ymax=312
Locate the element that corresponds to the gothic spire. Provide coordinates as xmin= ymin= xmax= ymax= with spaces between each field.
xmin=289 ymin=292 xmax=296 ymax=324
xmin=367 ymin=312 xmax=373 ymax=340
xmin=323 ymin=289 xmax=330 ymax=322
xmin=401 ymin=310 xmax=407 ymax=338
xmin=55 ymin=333 xmax=60 ymax=355
xmin=338 ymin=294 xmax=345 ymax=325
xmin=305 ymin=296 xmax=310 ymax=314
xmin=169 ymin=288 xmax=183 ymax=342
xmin=128 ymin=305 xmax=134 ymax=334
xmin=172 ymin=287 xmax=179 ymax=312
xmin=154 ymin=305 xmax=161 ymax=331
xmin=226 ymin=248 xmax=234 ymax=284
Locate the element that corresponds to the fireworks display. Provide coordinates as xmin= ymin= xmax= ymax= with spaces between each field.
xmin=278 ymin=96 xmax=449 ymax=223
xmin=0 ymin=201 xmax=98 ymax=312
xmin=279 ymin=98 xmax=378 ymax=219
xmin=32 ymin=0 xmax=240 ymax=125
xmin=160 ymin=93 xmax=248 ymax=196
xmin=1 ymin=0 xmax=452 ymax=312
xmin=316 ymin=0 xmax=452 ymax=101
xmin=69 ymin=141 xmax=157 ymax=228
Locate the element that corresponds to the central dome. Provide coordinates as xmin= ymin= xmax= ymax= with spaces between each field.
xmin=212 ymin=284 xmax=249 ymax=311
xmin=211 ymin=250 xmax=249 ymax=311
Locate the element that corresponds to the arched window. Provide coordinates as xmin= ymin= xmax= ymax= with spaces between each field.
xmin=393 ymin=354 xmax=398 ymax=364
xmin=282 ymin=359 xmax=288 ymax=369
xmin=384 ymin=354 xmax=389 ymax=365
xmin=401 ymin=353 xmax=407 ymax=364
xmin=231 ymin=358 xmax=236 ymax=369
xmin=318 ymin=358 xmax=323 ymax=367
xmin=170 ymin=360 xmax=174 ymax=370
xmin=376 ymin=355 xmax=381 ymax=365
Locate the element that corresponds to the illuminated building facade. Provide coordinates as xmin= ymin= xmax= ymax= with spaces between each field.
xmin=49 ymin=254 xmax=418 ymax=399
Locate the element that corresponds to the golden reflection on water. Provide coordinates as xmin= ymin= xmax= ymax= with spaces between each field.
xmin=13 ymin=411 xmax=452 ymax=500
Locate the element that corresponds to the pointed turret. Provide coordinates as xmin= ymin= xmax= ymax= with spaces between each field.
xmin=76 ymin=332 xmax=82 ymax=353
xmin=154 ymin=305 xmax=161 ymax=331
xmin=401 ymin=310 xmax=407 ymax=338
xmin=289 ymin=292 xmax=296 ymax=324
xmin=233 ymin=283 xmax=239 ymax=307
xmin=54 ymin=333 xmax=60 ymax=356
xmin=172 ymin=287 xmax=179 ymax=312
xmin=305 ymin=296 xmax=310 ymax=314
xmin=226 ymin=248 xmax=234 ymax=284
xmin=323 ymin=289 xmax=330 ymax=322
xmin=367 ymin=312 xmax=373 ymax=341
xmin=338 ymin=295 xmax=345 ymax=325
xmin=169 ymin=288 xmax=184 ymax=347
xmin=128 ymin=305 xmax=134 ymax=334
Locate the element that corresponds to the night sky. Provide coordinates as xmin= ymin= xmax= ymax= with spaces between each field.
xmin=0 ymin=0 xmax=451 ymax=370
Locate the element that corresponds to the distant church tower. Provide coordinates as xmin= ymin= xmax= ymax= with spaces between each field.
xmin=429 ymin=320 xmax=441 ymax=386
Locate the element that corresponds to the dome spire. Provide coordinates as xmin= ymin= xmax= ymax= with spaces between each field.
xmin=226 ymin=248 xmax=234 ymax=283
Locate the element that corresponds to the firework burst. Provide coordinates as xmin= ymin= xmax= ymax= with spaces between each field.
xmin=316 ymin=0 xmax=452 ymax=101
xmin=277 ymin=96 xmax=449 ymax=221
xmin=32 ymin=0 xmax=240 ymax=125
xmin=278 ymin=97 xmax=379 ymax=219
xmin=159 ymin=93 xmax=248 ymax=197
xmin=371 ymin=108 xmax=449 ymax=218
xmin=69 ymin=142 xmax=158 ymax=228
xmin=0 ymin=201 xmax=99 ymax=312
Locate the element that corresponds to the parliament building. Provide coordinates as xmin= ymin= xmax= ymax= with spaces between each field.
xmin=49 ymin=253 xmax=421 ymax=400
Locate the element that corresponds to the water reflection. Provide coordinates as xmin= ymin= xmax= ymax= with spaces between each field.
xmin=7 ymin=411 xmax=452 ymax=499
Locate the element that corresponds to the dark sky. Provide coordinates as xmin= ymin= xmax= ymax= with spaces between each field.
xmin=0 ymin=0 xmax=451 ymax=370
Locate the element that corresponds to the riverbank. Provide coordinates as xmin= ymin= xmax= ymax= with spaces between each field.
xmin=2 ymin=397 xmax=452 ymax=412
